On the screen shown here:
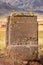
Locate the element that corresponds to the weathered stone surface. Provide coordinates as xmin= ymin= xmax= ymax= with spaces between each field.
xmin=4 ymin=45 xmax=38 ymax=65
xmin=7 ymin=16 xmax=38 ymax=45
xmin=5 ymin=45 xmax=38 ymax=65
xmin=28 ymin=61 xmax=42 ymax=65
xmin=6 ymin=14 xmax=38 ymax=64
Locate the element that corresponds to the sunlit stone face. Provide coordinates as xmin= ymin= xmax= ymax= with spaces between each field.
xmin=8 ymin=16 xmax=37 ymax=45
xmin=6 ymin=14 xmax=38 ymax=60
